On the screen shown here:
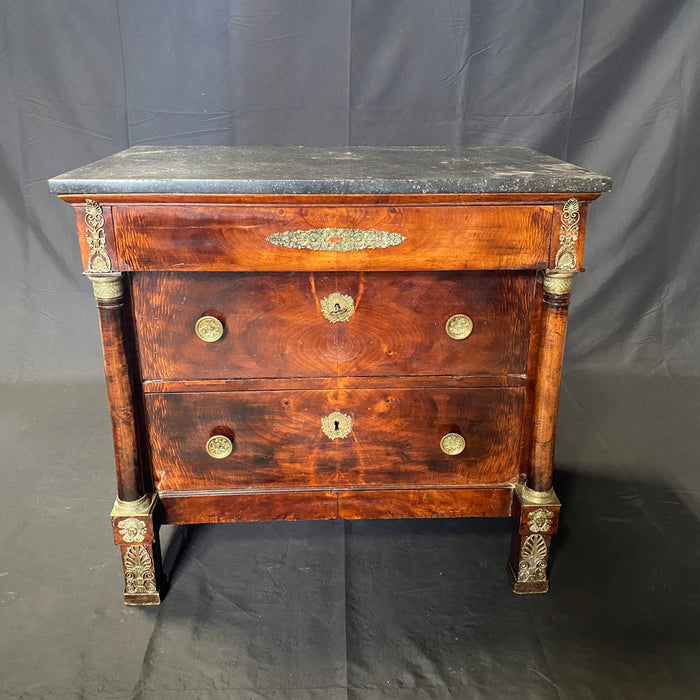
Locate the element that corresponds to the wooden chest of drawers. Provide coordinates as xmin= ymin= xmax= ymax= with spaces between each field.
xmin=50 ymin=146 xmax=611 ymax=603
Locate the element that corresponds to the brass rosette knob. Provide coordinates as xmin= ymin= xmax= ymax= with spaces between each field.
xmin=195 ymin=315 xmax=224 ymax=342
xmin=445 ymin=314 xmax=473 ymax=340
xmin=206 ymin=435 xmax=233 ymax=459
xmin=440 ymin=433 xmax=466 ymax=455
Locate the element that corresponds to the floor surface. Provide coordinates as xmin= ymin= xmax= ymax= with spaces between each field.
xmin=1 ymin=371 xmax=699 ymax=699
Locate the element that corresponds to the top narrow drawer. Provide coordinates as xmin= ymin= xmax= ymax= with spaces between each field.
xmin=113 ymin=204 xmax=552 ymax=272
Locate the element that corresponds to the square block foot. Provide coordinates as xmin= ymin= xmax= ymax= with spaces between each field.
xmin=507 ymin=564 xmax=549 ymax=594
xmin=123 ymin=592 xmax=162 ymax=605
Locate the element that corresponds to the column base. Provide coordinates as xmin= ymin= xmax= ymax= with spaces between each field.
xmin=507 ymin=483 xmax=561 ymax=594
xmin=111 ymin=493 xmax=165 ymax=605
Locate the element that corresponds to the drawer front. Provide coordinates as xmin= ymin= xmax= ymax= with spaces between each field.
xmin=146 ymin=387 xmax=524 ymax=491
xmin=132 ymin=271 xmax=534 ymax=381
xmin=114 ymin=204 xmax=551 ymax=271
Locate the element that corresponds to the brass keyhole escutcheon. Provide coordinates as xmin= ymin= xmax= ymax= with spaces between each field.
xmin=195 ymin=315 xmax=224 ymax=342
xmin=445 ymin=314 xmax=473 ymax=340
xmin=206 ymin=435 xmax=233 ymax=459
xmin=321 ymin=412 xmax=353 ymax=440
xmin=440 ymin=433 xmax=466 ymax=455
xmin=320 ymin=292 xmax=355 ymax=323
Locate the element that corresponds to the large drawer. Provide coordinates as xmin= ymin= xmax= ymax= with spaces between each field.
xmin=113 ymin=203 xmax=552 ymax=271
xmin=132 ymin=271 xmax=535 ymax=381
xmin=146 ymin=387 xmax=524 ymax=491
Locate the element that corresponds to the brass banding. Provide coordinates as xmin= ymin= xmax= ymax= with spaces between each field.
xmin=88 ymin=274 xmax=123 ymax=300
xmin=543 ymin=271 xmax=575 ymax=296
xmin=195 ymin=315 xmax=224 ymax=342
xmin=445 ymin=314 xmax=473 ymax=340
xmin=206 ymin=435 xmax=233 ymax=459
xmin=521 ymin=484 xmax=558 ymax=505
xmin=111 ymin=493 xmax=156 ymax=517
xmin=440 ymin=433 xmax=466 ymax=455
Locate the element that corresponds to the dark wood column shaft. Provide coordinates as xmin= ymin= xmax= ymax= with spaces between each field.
xmin=529 ymin=272 xmax=574 ymax=493
xmin=89 ymin=274 xmax=145 ymax=503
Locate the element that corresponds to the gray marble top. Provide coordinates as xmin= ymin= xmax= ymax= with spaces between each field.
xmin=49 ymin=146 xmax=612 ymax=195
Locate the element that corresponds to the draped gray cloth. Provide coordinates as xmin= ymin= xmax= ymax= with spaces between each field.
xmin=1 ymin=0 xmax=698 ymax=380
xmin=2 ymin=2 xmax=699 ymax=698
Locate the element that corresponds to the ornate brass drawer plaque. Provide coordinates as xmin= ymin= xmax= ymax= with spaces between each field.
xmin=266 ymin=228 xmax=406 ymax=252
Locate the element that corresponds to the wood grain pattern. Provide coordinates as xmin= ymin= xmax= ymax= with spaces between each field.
xmin=93 ymin=286 xmax=146 ymax=503
xmin=336 ymin=486 xmax=513 ymax=519
xmin=158 ymin=486 xmax=513 ymax=523
xmin=132 ymin=271 xmax=535 ymax=381
xmin=145 ymin=387 xmax=524 ymax=491
xmin=57 ymin=152 xmax=610 ymax=601
xmin=529 ymin=288 xmax=571 ymax=492
xmin=518 ymin=274 xmax=544 ymax=480
xmin=142 ymin=374 xmax=527 ymax=394
xmin=160 ymin=489 xmax=338 ymax=523
xmin=113 ymin=204 xmax=552 ymax=272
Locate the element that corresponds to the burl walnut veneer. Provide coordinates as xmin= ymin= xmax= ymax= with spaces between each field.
xmin=50 ymin=146 xmax=611 ymax=604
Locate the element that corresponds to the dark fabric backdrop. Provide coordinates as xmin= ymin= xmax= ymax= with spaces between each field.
xmin=3 ymin=3 xmax=700 ymax=699
xmin=1 ymin=0 xmax=699 ymax=381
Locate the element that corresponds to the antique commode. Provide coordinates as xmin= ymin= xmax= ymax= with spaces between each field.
xmin=50 ymin=146 xmax=611 ymax=604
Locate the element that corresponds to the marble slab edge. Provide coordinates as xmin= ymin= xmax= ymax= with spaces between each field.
xmin=48 ymin=176 xmax=613 ymax=196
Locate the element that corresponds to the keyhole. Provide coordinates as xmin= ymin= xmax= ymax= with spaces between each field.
xmin=334 ymin=420 xmax=340 ymax=431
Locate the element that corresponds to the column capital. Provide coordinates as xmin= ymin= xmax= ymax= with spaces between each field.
xmin=86 ymin=273 xmax=123 ymax=300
